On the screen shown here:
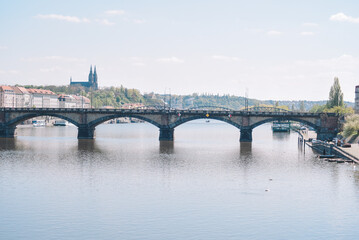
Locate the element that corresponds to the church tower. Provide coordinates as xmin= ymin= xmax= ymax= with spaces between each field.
xmin=70 ymin=65 xmax=98 ymax=90
xmin=88 ymin=65 xmax=93 ymax=84
xmin=93 ymin=66 xmax=98 ymax=90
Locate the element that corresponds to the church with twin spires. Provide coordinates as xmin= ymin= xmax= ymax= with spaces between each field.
xmin=70 ymin=65 xmax=98 ymax=90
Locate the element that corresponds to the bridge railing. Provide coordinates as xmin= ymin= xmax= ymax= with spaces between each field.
xmin=0 ymin=107 xmax=338 ymax=117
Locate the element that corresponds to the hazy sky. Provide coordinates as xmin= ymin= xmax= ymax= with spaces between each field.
xmin=1 ymin=0 xmax=359 ymax=101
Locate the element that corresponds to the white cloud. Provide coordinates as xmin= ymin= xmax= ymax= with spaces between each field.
xmin=0 ymin=46 xmax=7 ymax=50
xmin=96 ymin=19 xmax=115 ymax=26
xmin=130 ymin=57 xmax=143 ymax=61
xmin=40 ymin=66 xmax=62 ymax=72
xmin=156 ymin=57 xmax=184 ymax=63
xmin=330 ymin=12 xmax=359 ymax=23
xmin=295 ymin=54 xmax=359 ymax=69
xmin=211 ymin=55 xmax=240 ymax=62
xmin=105 ymin=10 xmax=125 ymax=15
xmin=267 ymin=30 xmax=282 ymax=36
xmin=247 ymin=28 xmax=264 ymax=33
xmin=0 ymin=69 xmax=19 ymax=74
xmin=302 ymin=22 xmax=318 ymax=27
xmin=35 ymin=14 xmax=90 ymax=23
xmin=133 ymin=19 xmax=146 ymax=24
xmin=44 ymin=56 xmax=86 ymax=62
xmin=22 ymin=56 xmax=86 ymax=62
xmin=132 ymin=62 xmax=146 ymax=67
xmin=292 ymin=54 xmax=359 ymax=100
xmin=300 ymin=31 xmax=314 ymax=36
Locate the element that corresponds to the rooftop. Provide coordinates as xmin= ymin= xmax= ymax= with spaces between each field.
xmin=27 ymin=88 xmax=56 ymax=95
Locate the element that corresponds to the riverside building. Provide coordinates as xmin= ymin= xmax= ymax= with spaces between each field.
xmin=58 ymin=94 xmax=90 ymax=108
xmin=0 ymin=86 xmax=57 ymax=108
xmin=0 ymin=86 xmax=90 ymax=108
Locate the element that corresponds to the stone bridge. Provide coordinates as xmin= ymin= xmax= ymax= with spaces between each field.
xmin=0 ymin=108 xmax=340 ymax=142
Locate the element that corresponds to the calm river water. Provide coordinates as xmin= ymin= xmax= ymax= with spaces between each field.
xmin=1 ymin=121 xmax=359 ymax=240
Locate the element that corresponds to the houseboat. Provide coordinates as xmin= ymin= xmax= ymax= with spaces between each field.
xmin=32 ymin=120 xmax=46 ymax=127
xmin=272 ymin=121 xmax=290 ymax=132
xmin=53 ymin=120 xmax=67 ymax=126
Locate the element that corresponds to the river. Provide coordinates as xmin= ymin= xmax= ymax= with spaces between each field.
xmin=1 ymin=120 xmax=359 ymax=240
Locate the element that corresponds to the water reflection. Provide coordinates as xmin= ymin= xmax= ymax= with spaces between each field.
xmin=2 ymin=123 xmax=359 ymax=240
xmin=0 ymin=138 xmax=18 ymax=151
xmin=240 ymin=142 xmax=252 ymax=155
xmin=77 ymin=139 xmax=100 ymax=152
xmin=272 ymin=132 xmax=290 ymax=140
xmin=75 ymin=140 xmax=105 ymax=165
xmin=353 ymin=168 xmax=359 ymax=191
xmin=238 ymin=142 xmax=253 ymax=166
xmin=159 ymin=141 xmax=174 ymax=154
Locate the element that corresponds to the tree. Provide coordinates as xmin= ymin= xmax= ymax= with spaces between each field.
xmin=300 ymin=101 xmax=305 ymax=112
xmin=342 ymin=114 xmax=359 ymax=137
xmin=310 ymin=104 xmax=327 ymax=113
xmin=327 ymin=77 xmax=344 ymax=108
xmin=324 ymin=106 xmax=354 ymax=115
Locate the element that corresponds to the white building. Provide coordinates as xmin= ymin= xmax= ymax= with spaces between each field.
xmin=73 ymin=95 xmax=91 ymax=108
xmin=0 ymin=86 xmax=91 ymax=109
xmin=58 ymin=95 xmax=77 ymax=108
xmin=27 ymin=89 xmax=59 ymax=108
xmin=0 ymin=86 xmax=16 ymax=107
xmin=0 ymin=86 xmax=33 ymax=107
xmin=58 ymin=95 xmax=90 ymax=108
xmin=13 ymin=87 xmax=31 ymax=107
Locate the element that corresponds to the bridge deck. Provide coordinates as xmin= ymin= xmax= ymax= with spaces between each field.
xmin=0 ymin=107 xmax=335 ymax=117
xmin=0 ymin=108 xmax=339 ymax=141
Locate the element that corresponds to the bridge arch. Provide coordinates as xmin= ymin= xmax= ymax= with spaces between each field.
xmin=249 ymin=117 xmax=319 ymax=131
xmin=0 ymin=108 xmax=339 ymax=141
xmin=87 ymin=114 xmax=162 ymax=128
xmin=6 ymin=113 xmax=80 ymax=128
xmin=170 ymin=116 xmax=241 ymax=129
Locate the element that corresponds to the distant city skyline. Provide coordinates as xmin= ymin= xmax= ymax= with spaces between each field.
xmin=1 ymin=0 xmax=359 ymax=101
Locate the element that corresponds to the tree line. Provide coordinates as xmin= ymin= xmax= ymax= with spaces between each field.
xmin=18 ymin=77 xmax=354 ymax=112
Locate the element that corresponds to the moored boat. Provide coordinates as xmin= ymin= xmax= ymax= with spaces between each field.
xmin=53 ymin=120 xmax=67 ymax=126
xmin=32 ymin=120 xmax=46 ymax=127
xmin=272 ymin=121 xmax=290 ymax=132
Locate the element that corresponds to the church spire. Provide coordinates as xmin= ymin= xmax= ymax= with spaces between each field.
xmin=93 ymin=65 xmax=98 ymax=90
xmin=88 ymin=65 xmax=93 ymax=83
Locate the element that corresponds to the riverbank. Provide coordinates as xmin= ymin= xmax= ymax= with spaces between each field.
xmin=305 ymin=140 xmax=359 ymax=163
xmin=297 ymin=129 xmax=359 ymax=164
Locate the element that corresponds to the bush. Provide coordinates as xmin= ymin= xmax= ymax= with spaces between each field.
xmin=343 ymin=114 xmax=359 ymax=137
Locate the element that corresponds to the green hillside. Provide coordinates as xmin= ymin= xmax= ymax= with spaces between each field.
xmin=18 ymin=84 xmax=354 ymax=111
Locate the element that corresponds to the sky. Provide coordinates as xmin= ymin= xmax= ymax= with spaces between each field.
xmin=0 ymin=0 xmax=359 ymax=101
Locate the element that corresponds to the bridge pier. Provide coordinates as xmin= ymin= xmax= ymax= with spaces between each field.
xmin=316 ymin=129 xmax=337 ymax=141
xmin=77 ymin=126 xmax=95 ymax=139
xmin=0 ymin=125 xmax=16 ymax=138
xmin=159 ymin=128 xmax=174 ymax=141
xmin=240 ymin=127 xmax=252 ymax=142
